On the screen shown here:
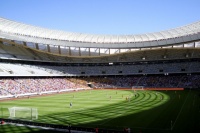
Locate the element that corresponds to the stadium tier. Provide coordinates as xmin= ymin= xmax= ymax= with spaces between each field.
xmin=0 ymin=17 xmax=199 ymax=86
xmin=0 ymin=18 xmax=200 ymax=77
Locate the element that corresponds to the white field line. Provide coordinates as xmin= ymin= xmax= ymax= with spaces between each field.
xmin=171 ymin=90 xmax=191 ymax=130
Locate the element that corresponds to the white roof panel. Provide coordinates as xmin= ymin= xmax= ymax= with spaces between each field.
xmin=0 ymin=17 xmax=200 ymax=48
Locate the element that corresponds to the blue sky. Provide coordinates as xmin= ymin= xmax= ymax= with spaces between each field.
xmin=1 ymin=0 xmax=200 ymax=35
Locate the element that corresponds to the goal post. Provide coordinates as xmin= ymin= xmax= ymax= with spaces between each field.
xmin=8 ymin=107 xmax=38 ymax=120
xmin=132 ymin=86 xmax=144 ymax=90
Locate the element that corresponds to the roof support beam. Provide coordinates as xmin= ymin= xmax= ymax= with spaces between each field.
xmin=23 ymin=42 xmax=27 ymax=46
xmin=99 ymin=48 xmax=101 ymax=56
xmin=35 ymin=43 xmax=39 ymax=50
xmin=58 ymin=45 xmax=61 ymax=54
xmin=47 ymin=44 xmax=50 ymax=52
xmin=69 ymin=47 xmax=71 ymax=56
xmin=79 ymin=47 xmax=81 ymax=56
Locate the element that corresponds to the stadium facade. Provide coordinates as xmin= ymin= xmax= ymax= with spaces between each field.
xmin=0 ymin=17 xmax=200 ymax=76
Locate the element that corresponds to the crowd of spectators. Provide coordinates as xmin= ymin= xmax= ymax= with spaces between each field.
xmin=1 ymin=74 xmax=200 ymax=97
xmin=0 ymin=78 xmax=90 ymax=97
xmin=86 ymin=74 xmax=200 ymax=89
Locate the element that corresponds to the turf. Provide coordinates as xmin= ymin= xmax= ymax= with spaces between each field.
xmin=0 ymin=89 xmax=200 ymax=133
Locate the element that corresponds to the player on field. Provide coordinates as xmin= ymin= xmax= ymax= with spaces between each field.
xmin=70 ymin=102 xmax=72 ymax=108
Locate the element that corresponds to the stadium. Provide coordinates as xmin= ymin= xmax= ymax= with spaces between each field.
xmin=0 ymin=16 xmax=200 ymax=133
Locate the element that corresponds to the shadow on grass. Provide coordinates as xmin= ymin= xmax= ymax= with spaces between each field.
xmin=1 ymin=90 xmax=200 ymax=133
xmin=36 ymin=90 xmax=170 ymax=129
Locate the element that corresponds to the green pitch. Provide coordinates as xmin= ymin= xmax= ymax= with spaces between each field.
xmin=0 ymin=89 xmax=200 ymax=133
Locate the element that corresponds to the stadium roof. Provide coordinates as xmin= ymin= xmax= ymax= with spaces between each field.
xmin=0 ymin=17 xmax=200 ymax=48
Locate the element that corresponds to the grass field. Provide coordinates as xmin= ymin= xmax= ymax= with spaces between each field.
xmin=0 ymin=89 xmax=200 ymax=133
